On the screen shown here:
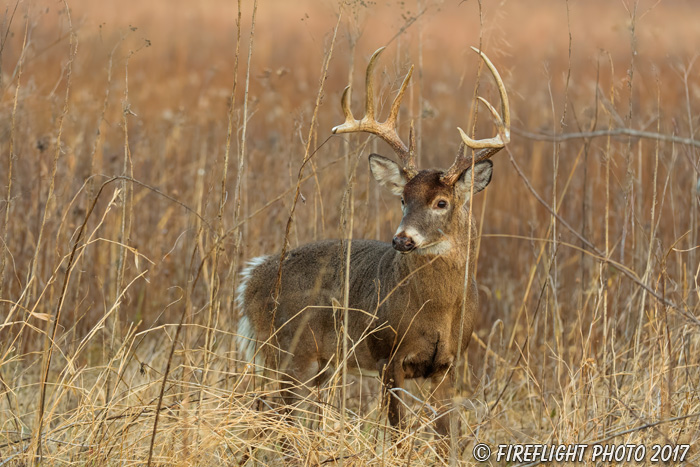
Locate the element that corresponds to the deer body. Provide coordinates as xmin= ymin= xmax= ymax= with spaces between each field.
xmin=237 ymin=46 xmax=509 ymax=443
xmin=238 ymin=232 xmax=475 ymax=380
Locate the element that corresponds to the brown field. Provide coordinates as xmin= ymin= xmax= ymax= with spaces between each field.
xmin=1 ymin=0 xmax=699 ymax=464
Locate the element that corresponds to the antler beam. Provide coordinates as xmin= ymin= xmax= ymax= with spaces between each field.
xmin=441 ymin=47 xmax=511 ymax=186
xmin=332 ymin=47 xmax=417 ymax=178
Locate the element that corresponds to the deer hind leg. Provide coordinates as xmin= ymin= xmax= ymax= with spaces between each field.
xmin=276 ymin=358 xmax=312 ymax=412
xmin=277 ymin=354 xmax=334 ymax=420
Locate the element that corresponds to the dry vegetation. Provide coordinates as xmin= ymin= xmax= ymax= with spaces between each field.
xmin=1 ymin=0 xmax=699 ymax=465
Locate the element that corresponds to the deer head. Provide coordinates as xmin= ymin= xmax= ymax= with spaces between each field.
xmin=332 ymin=46 xmax=510 ymax=255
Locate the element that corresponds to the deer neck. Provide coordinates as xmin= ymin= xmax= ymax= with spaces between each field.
xmin=391 ymin=214 xmax=478 ymax=297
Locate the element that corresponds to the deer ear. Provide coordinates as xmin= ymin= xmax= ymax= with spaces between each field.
xmin=369 ymin=154 xmax=408 ymax=196
xmin=455 ymin=160 xmax=493 ymax=202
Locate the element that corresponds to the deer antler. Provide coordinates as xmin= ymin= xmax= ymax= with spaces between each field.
xmin=332 ymin=47 xmax=418 ymax=178
xmin=441 ymin=47 xmax=510 ymax=186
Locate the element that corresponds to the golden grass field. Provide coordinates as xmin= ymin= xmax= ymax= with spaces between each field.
xmin=1 ymin=0 xmax=699 ymax=464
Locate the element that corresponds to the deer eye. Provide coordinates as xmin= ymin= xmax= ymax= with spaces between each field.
xmin=436 ymin=200 xmax=448 ymax=209
xmin=401 ymin=197 xmax=405 ymax=206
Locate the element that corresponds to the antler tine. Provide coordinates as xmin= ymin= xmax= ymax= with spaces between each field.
xmin=363 ymin=46 xmax=384 ymax=121
xmin=441 ymin=47 xmax=510 ymax=186
xmin=457 ymin=97 xmax=505 ymax=148
xmin=473 ymin=46 xmax=510 ymax=140
xmin=337 ymin=85 xmax=354 ymax=127
xmin=399 ymin=119 xmax=417 ymax=175
xmin=386 ymin=64 xmax=414 ymax=128
xmin=391 ymin=67 xmax=417 ymax=175
xmin=332 ymin=47 xmax=417 ymax=178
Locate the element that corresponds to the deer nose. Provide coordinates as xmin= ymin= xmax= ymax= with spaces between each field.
xmin=392 ymin=233 xmax=415 ymax=252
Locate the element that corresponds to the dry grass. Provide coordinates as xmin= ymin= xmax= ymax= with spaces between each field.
xmin=1 ymin=0 xmax=699 ymax=465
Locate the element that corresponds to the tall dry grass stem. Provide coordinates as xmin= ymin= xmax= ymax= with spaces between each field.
xmin=32 ymin=4 xmax=77 ymax=462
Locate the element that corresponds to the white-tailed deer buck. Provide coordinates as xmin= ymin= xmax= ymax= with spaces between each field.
xmin=237 ymin=46 xmax=509 ymax=444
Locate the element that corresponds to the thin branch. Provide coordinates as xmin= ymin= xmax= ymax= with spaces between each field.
xmin=513 ymin=126 xmax=700 ymax=149
xmin=507 ymin=147 xmax=700 ymax=327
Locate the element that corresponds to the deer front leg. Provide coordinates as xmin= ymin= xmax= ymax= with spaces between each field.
xmin=380 ymin=358 xmax=406 ymax=432
xmin=430 ymin=366 xmax=456 ymax=453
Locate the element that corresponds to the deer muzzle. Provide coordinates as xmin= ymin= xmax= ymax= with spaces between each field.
xmin=392 ymin=233 xmax=416 ymax=252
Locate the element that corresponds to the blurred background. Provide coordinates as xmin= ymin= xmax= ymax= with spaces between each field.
xmin=1 ymin=0 xmax=698 ymax=464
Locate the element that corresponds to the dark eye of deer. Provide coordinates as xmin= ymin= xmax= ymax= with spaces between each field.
xmin=401 ymin=198 xmax=405 ymax=206
xmin=436 ymin=200 xmax=448 ymax=209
